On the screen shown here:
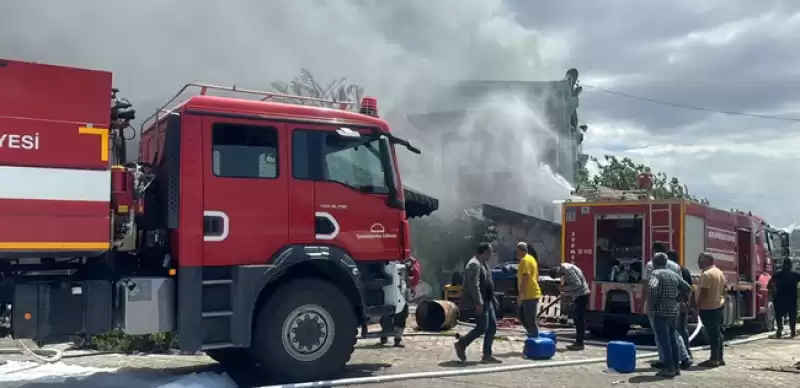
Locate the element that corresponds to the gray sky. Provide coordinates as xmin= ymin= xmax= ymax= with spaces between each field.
xmin=2 ymin=0 xmax=799 ymax=227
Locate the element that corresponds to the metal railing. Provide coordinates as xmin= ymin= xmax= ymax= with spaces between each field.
xmin=139 ymin=82 xmax=355 ymax=133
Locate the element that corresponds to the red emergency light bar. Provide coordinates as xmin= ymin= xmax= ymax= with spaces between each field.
xmin=360 ymin=96 xmax=379 ymax=117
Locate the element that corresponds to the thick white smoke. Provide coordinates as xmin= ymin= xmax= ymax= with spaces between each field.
xmin=0 ymin=0 xmax=575 ymax=216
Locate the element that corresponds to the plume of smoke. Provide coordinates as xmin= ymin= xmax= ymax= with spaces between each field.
xmin=0 ymin=0 xmax=574 ymax=217
xmin=399 ymin=88 xmax=575 ymax=222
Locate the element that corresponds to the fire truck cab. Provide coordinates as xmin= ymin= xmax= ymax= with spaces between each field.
xmin=0 ymin=58 xmax=437 ymax=383
xmin=561 ymin=189 xmax=784 ymax=338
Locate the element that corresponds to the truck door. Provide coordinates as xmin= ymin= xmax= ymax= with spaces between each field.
xmin=202 ymin=118 xmax=289 ymax=267
xmin=290 ymin=124 xmax=401 ymax=261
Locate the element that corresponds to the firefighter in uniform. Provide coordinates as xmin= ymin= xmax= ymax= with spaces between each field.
xmin=380 ymin=257 xmax=421 ymax=347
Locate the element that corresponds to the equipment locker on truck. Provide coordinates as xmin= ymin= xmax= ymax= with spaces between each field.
xmin=0 ymin=58 xmax=438 ymax=383
xmin=561 ymin=186 xmax=788 ymax=339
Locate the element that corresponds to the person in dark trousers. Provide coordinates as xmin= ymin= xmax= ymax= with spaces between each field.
xmin=670 ymin=250 xmax=694 ymax=364
xmin=645 ymin=244 xmax=690 ymax=370
xmin=551 ymin=262 xmax=590 ymax=350
xmin=380 ymin=257 xmax=420 ymax=347
xmin=694 ymin=252 xmax=727 ymax=367
xmin=648 ymin=252 xmax=692 ymax=378
xmin=516 ymin=242 xmax=543 ymax=337
xmin=768 ymin=258 xmax=800 ymax=338
xmin=454 ymin=243 xmax=501 ymax=363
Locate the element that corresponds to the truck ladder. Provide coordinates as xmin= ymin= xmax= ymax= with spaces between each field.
xmin=649 ymin=203 xmax=673 ymax=251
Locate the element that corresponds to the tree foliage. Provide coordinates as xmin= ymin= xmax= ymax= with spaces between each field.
xmin=577 ymin=154 xmax=701 ymax=201
xmin=270 ymin=68 xmax=364 ymax=109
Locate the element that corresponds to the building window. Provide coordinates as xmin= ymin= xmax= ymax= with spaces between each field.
xmin=212 ymin=123 xmax=278 ymax=178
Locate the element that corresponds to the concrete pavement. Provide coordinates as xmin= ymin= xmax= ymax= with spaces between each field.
xmin=1 ymin=330 xmax=799 ymax=387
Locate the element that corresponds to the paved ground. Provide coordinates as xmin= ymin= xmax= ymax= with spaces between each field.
xmin=1 ymin=326 xmax=799 ymax=387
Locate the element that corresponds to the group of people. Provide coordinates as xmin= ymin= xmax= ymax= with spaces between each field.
xmin=643 ymin=243 xmax=727 ymax=378
xmin=645 ymin=243 xmax=800 ymax=378
xmin=453 ymin=241 xmax=591 ymax=363
xmin=450 ymin=239 xmax=800 ymax=380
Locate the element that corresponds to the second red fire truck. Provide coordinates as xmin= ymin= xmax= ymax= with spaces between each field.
xmin=561 ymin=187 xmax=787 ymax=338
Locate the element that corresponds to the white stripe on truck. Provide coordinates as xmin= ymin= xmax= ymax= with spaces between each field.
xmin=0 ymin=165 xmax=110 ymax=202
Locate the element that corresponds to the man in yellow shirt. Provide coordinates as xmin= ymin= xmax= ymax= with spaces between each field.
xmin=694 ymin=252 xmax=727 ymax=368
xmin=516 ymin=242 xmax=543 ymax=337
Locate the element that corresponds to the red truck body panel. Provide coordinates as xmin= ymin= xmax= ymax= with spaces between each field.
xmin=0 ymin=59 xmax=112 ymax=170
xmin=0 ymin=59 xmax=112 ymax=253
xmin=562 ymin=199 xmax=775 ymax=324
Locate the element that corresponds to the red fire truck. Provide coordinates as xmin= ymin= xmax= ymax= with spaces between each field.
xmin=561 ymin=189 xmax=788 ymax=338
xmin=0 ymin=58 xmax=437 ymax=382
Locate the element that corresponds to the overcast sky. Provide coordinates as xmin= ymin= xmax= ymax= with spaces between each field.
xmin=2 ymin=0 xmax=799 ymax=227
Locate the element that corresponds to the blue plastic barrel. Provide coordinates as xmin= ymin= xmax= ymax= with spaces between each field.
xmin=538 ymin=330 xmax=558 ymax=345
xmin=606 ymin=341 xmax=636 ymax=373
xmin=523 ymin=337 xmax=556 ymax=360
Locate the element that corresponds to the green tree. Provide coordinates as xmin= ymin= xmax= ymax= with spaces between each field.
xmin=270 ymin=68 xmax=364 ymax=109
xmin=575 ymin=152 xmax=591 ymax=188
xmin=582 ymin=155 xmax=699 ymax=201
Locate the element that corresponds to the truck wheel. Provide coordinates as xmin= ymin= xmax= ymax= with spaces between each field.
xmin=747 ymin=302 xmax=775 ymax=333
xmin=603 ymin=322 xmax=630 ymax=339
xmin=251 ymin=278 xmax=357 ymax=383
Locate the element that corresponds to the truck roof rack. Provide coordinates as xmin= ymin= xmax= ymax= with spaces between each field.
xmin=572 ymin=185 xmax=648 ymax=201
xmin=140 ymin=82 xmax=356 ymax=133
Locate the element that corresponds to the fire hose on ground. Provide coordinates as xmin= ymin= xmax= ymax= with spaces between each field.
xmin=0 ymin=298 xmax=773 ymax=385
xmin=261 ymin=316 xmax=781 ymax=388
xmin=271 ymin=299 xmax=777 ymax=388
xmin=0 ymin=340 xmax=64 ymax=364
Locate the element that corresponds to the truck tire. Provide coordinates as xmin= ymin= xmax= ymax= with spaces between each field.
xmin=251 ymin=278 xmax=357 ymax=383
xmin=746 ymin=301 xmax=775 ymax=333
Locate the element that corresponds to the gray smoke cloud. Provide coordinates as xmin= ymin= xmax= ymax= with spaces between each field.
xmin=0 ymin=0 xmax=574 ymax=216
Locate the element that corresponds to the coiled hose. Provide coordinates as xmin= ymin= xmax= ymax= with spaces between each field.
xmin=0 ymin=339 xmax=63 ymax=363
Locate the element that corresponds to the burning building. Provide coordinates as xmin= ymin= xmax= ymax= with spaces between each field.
xmin=402 ymin=69 xmax=584 ymax=221
xmin=401 ymin=70 xmax=584 ymax=288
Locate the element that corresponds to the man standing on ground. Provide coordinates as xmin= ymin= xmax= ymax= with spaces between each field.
xmin=644 ymin=244 xmax=691 ymax=370
xmin=551 ymin=262 xmax=590 ymax=350
xmin=516 ymin=242 xmax=543 ymax=337
xmin=768 ymin=258 xmax=800 ymax=338
xmin=670 ymin=250 xmax=694 ymax=364
xmin=454 ymin=243 xmax=501 ymax=363
xmin=694 ymin=252 xmax=727 ymax=367
xmin=648 ymin=252 xmax=693 ymax=378
xmin=380 ymin=256 xmax=420 ymax=347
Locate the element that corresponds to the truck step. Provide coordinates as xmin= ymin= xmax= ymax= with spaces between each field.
xmin=364 ymin=278 xmax=393 ymax=290
xmin=201 ymin=342 xmax=235 ymax=351
xmin=365 ymin=305 xmax=395 ymax=317
xmin=202 ymin=279 xmax=232 ymax=286
xmin=201 ymin=310 xmax=233 ymax=318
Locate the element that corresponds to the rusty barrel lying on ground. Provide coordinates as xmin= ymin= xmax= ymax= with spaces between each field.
xmin=415 ymin=300 xmax=459 ymax=331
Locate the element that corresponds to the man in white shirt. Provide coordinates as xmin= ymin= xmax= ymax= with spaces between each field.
xmin=551 ymin=262 xmax=590 ymax=350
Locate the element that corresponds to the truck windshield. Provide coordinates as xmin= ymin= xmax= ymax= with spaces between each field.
xmin=324 ymin=133 xmax=393 ymax=195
